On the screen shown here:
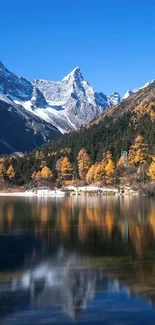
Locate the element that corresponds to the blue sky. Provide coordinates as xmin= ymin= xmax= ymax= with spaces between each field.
xmin=1 ymin=0 xmax=155 ymax=96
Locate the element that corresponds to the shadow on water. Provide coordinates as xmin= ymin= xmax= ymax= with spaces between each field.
xmin=0 ymin=196 xmax=155 ymax=324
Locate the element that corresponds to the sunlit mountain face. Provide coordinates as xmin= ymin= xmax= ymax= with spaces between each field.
xmin=1 ymin=196 xmax=155 ymax=324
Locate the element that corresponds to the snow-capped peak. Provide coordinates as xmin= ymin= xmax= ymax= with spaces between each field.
xmin=123 ymin=89 xmax=134 ymax=100
xmin=109 ymin=92 xmax=121 ymax=106
xmin=0 ymin=60 xmax=121 ymax=135
xmin=62 ymin=66 xmax=84 ymax=82
xmin=133 ymin=80 xmax=155 ymax=93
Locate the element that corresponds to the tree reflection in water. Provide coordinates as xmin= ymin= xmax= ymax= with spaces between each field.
xmin=0 ymin=196 xmax=155 ymax=324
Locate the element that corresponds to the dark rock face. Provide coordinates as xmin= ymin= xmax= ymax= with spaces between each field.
xmin=0 ymin=100 xmax=60 ymax=154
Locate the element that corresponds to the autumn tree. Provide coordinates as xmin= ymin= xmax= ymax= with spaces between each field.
xmin=147 ymin=155 xmax=155 ymax=181
xmin=40 ymin=166 xmax=53 ymax=179
xmin=128 ymin=135 xmax=148 ymax=166
xmin=94 ymin=163 xmax=105 ymax=181
xmin=32 ymin=166 xmax=53 ymax=183
xmin=61 ymin=157 xmax=73 ymax=178
xmin=105 ymin=159 xmax=115 ymax=184
xmin=77 ymin=149 xmax=92 ymax=179
xmin=86 ymin=164 xmax=97 ymax=182
xmin=6 ymin=165 xmax=15 ymax=179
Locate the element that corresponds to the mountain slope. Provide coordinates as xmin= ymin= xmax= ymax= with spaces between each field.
xmin=0 ymin=98 xmax=60 ymax=154
xmin=39 ymin=80 xmax=155 ymax=162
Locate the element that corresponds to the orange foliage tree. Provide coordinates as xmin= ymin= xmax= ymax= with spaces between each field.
xmin=86 ymin=164 xmax=97 ymax=182
xmin=61 ymin=157 xmax=73 ymax=178
xmin=77 ymin=148 xmax=92 ymax=179
xmin=40 ymin=166 xmax=53 ymax=179
xmin=56 ymin=157 xmax=72 ymax=179
xmin=32 ymin=166 xmax=53 ymax=182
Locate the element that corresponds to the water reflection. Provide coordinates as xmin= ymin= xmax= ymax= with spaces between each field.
xmin=1 ymin=249 xmax=155 ymax=325
xmin=0 ymin=196 xmax=155 ymax=324
xmin=0 ymin=196 xmax=155 ymax=257
xmin=12 ymin=249 xmax=96 ymax=320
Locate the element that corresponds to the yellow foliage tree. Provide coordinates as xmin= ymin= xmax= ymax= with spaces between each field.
xmin=86 ymin=164 xmax=97 ymax=182
xmin=105 ymin=159 xmax=115 ymax=184
xmin=147 ymin=156 xmax=155 ymax=181
xmin=128 ymin=135 xmax=148 ymax=166
xmin=6 ymin=165 xmax=15 ymax=179
xmin=61 ymin=157 xmax=73 ymax=178
xmin=94 ymin=163 xmax=105 ymax=181
xmin=77 ymin=148 xmax=92 ymax=179
xmin=40 ymin=166 xmax=53 ymax=179
xmin=105 ymin=160 xmax=115 ymax=175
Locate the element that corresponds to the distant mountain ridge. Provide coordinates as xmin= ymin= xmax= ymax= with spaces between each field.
xmin=0 ymin=59 xmax=154 ymax=153
xmin=123 ymin=80 xmax=155 ymax=100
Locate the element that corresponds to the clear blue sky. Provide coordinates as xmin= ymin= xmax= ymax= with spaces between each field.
xmin=1 ymin=0 xmax=155 ymax=96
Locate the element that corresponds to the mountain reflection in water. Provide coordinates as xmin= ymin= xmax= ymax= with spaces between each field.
xmin=0 ymin=196 xmax=155 ymax=324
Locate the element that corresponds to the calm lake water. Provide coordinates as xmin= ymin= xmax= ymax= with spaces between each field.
xmin=0 ymin=195 xmax=155 ymax=324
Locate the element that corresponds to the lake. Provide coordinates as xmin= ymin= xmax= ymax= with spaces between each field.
xmin=0 ymin=195 xmax=155 ymax=324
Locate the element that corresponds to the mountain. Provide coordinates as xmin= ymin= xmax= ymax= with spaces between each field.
xmin=0 ymin=96 xmax=60 ymax=154
xmin=32 ymin=67 xmax=120 ymax=132
xmin=0 ymin=59 xmax=154 ymax=156
xmin=123 ymin=80 xmax=155 ymax=99
xmin=0 ymin=61 xmax=61 ymax=153
xmin=0 ymin=61 xmax=120 ymax=142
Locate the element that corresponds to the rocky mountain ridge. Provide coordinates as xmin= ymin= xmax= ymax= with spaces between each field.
xmin=0 ymin=59 xmax=154 ymax=153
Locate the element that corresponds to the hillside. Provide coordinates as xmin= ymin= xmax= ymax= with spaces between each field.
xmin=40 ymin=80 xmax=155 ymax=162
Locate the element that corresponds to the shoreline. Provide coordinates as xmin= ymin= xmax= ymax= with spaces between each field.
xmin=0 ymin=185 xmax=139 ymax=197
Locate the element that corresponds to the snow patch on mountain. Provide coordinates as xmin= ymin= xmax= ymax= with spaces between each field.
xmin=123 ymin=80 xmax=155 ymax=100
